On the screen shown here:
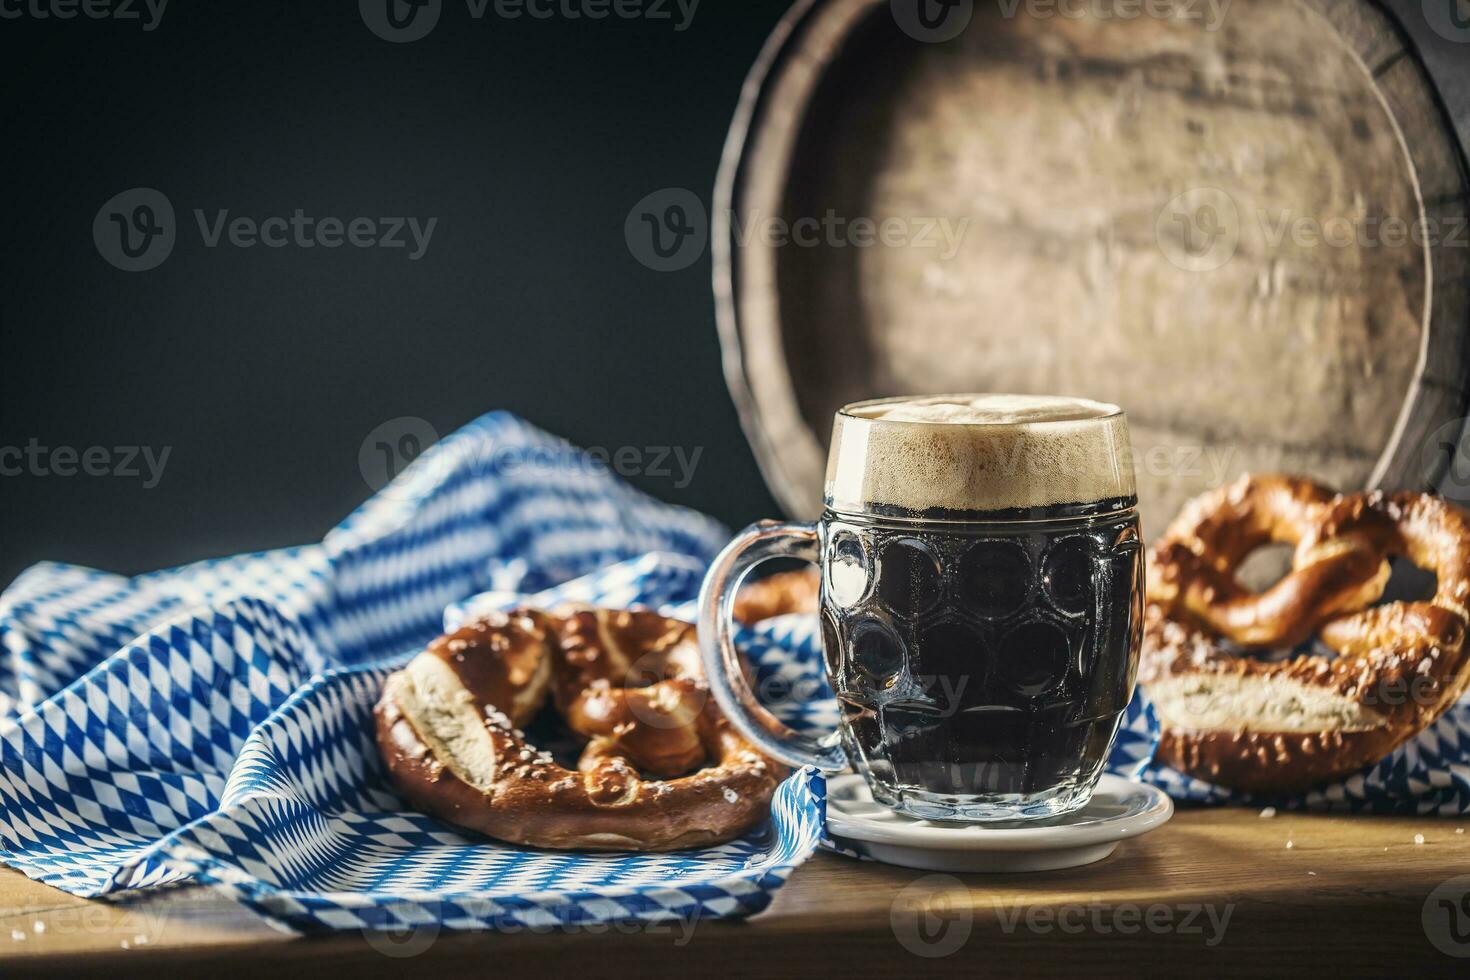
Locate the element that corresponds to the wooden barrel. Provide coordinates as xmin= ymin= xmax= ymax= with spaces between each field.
xmin=713 ymin=0 xmax=1470 ymax=538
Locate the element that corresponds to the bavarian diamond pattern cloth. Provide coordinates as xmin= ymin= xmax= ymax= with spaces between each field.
xmin=0 ymin=413 xmax=823 ymax=933
xmin=3 ymin=413 xmax=1468 ymax=935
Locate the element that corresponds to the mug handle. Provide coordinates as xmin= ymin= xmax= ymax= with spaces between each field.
xmin=697 ymin=520 xmax=847 ymax=771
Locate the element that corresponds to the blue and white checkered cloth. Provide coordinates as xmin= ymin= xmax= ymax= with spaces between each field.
xmin=0 ymin=413 xmax=824 ymax=932
xmin=1 ymin=412 xmax=1467 ymax=934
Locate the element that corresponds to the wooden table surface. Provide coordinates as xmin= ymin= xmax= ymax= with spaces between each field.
xmin=2 ymin=807 xmax=1468 ymax=978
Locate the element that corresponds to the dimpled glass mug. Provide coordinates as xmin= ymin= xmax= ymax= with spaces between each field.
xmin=699 ymin=395 xmax=1145 ymax=822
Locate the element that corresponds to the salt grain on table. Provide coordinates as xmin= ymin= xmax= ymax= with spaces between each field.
xmin=1259 ymin=807 xmax=1277 ymax=818
xmin=1414 ymin=834 xmax=1425 ymax=845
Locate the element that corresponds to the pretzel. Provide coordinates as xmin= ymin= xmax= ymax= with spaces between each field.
xmin=1142 ymin=477 xmax=1470 ymax=792
xmin=554 ymin=608 xmax=708 ymax=777
xmin=1147 ymin=475 xmax=1393 ymax=647
xmin=375 ymin=608 xmax=782 ymax=850
xmin=733 ymin=568 xmax=820 ymax=624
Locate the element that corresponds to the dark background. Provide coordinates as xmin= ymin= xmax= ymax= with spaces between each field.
xmin=0 ymin=0 xmax=796 ymax=586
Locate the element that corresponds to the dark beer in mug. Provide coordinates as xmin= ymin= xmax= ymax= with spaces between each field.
xmin=702 ymin=395 xmax=1143 ymax=821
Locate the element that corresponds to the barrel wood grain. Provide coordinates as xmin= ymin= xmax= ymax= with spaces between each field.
xmin=716 ymin=0 xmax=1470 ymax=536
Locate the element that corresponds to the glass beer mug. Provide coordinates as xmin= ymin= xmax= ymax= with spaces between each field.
xmin=699 ymin=395 xmax=1144 ymax=822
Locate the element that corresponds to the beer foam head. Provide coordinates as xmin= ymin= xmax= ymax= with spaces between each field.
xmin=825 ymin=394 xmax=1136 ymax=514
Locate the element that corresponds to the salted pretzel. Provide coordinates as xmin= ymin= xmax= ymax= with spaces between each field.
xmin=1147 ymin=475 xmax=1394 ymax=648
xmin=1142 ymin=476 xmax=1470 ymax=792
xmin=554 ymin=609 xmax=708 ymax=777
xmin=376 ymin=608 xmax=782 ymax=851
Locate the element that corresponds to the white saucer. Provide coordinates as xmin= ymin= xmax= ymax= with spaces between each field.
xmin=826 ymin=774 xmax=1173 ymax=873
